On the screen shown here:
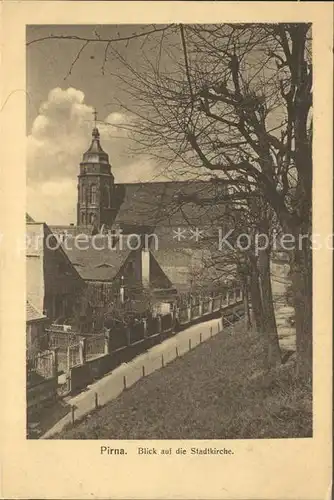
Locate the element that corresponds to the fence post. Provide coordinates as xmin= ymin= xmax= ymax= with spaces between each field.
xmin=199 ymin=300 xmax=203 ymax=317
xmin=189 ymin=338 xmax=191 ymax=350
xmin=142 ymin=318 xmax=147 ymax=338
xmin=221 ymin=315 xmax=224 ymax=331
xmin=157 ymin=315 xmax=162 ymax=334
xmin=123 ymin=375 xmax=127 ymax=390
xmin=209 ymin=297 xmax=213 ymax=313
xmin=176 ymin=346 xmax=179 ymax=357
xmin=52 ymin=348 xmax=58 ymax=378
xmin=142 ymin=365 xmax=145 ymax=377
xmin=199 ymin=332 xmax=202 ymax=343
xmin=210 ymin=326 xmax=213 ymax=338
xmin=95 ymin=392 xmax=99 ymax=409
xmin=79 ymin=337 xmax=86 ymax=365
xmin=104 ymin=329 xmax=110 ymax=355
xmin=67 ymin=345 xmax=71 ymax=371
xmin=161 ymin=354 xmax=164 ymax=367
xmin=71 ymin=406 xmax=75 ymax=425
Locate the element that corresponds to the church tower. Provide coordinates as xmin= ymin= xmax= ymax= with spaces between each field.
xmin=77 ymin=117 xmax=117 ymax=231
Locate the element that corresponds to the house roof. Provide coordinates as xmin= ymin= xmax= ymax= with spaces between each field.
xmin=26 ymin=213 xmax=35 ymax=223
xmin=26 ymin=300 xmax=46 ymax=323
xmin=49 ymin=225 xmax=91 ymax=236
xmin=62 ymin=237 xmax=131 ymax=281
xmin=151 ymin=247 xmax=235 ymax=292
xmin=114 ymin=180 xmax=228 ymax=229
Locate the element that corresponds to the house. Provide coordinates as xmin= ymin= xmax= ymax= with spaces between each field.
xmin=62 ymin=235 xmax=175 ymax=317
xmin=151 ymin=247 xmax=236 ymax=296
xmin=26 ymin=220 xmax=86 ymax=324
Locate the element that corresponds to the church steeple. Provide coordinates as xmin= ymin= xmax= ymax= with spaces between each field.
xmin=77 ymin=113 xmax=116 ymax=231
xmin=82 ymin=126 xmax=111 ymax=171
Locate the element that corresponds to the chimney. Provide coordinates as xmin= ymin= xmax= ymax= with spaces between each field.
xmin=120 ymin=275 xmax=125 ymax=304
xmin=141 ymin=248 xmax=150 ymax=288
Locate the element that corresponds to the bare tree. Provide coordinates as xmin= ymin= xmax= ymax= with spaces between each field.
xmin=103 ymin=23 xmax=312 ymax=378
xmin=28 ymin=23 xmax=312 ymax=377
xmin=203 ymin=190 xmax=282 ymax=369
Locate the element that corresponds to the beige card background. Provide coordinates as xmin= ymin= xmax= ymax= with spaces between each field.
xmin=1 ymin=2 xmax=333 ymax=499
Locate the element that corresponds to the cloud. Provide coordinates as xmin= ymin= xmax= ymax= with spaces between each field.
xmin=27 ymin=179 xmax=78 ymax=225
xmin=28 ymin=87 xmax=104 ymax=183
xmin=27 ymin=87 xmax=168 ymax=224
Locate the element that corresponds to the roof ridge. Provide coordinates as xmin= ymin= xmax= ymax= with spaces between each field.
xmin=115 ymin=179 xmax=213 ymax=187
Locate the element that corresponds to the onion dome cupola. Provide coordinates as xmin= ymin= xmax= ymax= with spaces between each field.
xmin=80 ymin=127 xmax=113 ymax=177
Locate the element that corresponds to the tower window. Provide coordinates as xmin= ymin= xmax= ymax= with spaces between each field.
xmin=81 ymin=212 xmax=86 ymax=224
xmin=82 ymin=185 xmax=87 ymax=203
xmin=90 ymin=184 xmax=97 ymax=204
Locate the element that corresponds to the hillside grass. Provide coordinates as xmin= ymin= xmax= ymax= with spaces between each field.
xmin=51 ymin=322 xmax=312 ymax=439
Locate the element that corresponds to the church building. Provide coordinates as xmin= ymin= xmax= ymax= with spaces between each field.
xmin=52 ymin=121 xmax=230 ymax=238
xmin=48 ymin=122 xmax=233 ymax=314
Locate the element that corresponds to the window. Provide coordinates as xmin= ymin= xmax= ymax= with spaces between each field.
xmin=90 ymin=184 xmax=97 ymax=204
xmin=81 ymin=212 xmax=86 ymax=224
xmin=90 ymin=213 xmax=95 ymax=224
xmin=81 ymin=185 xmax=87 ymax=203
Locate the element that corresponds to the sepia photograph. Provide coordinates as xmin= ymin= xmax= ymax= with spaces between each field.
xmin=25 ymin=22 xmax=314 ymax=441
xmin=1 ymin=2 xmax=332 ymax=499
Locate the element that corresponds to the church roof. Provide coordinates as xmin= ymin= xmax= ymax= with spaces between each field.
xmin=114 ymin=180 xmax=228 ymax=229
xmin=151 ymin=247 xmax=235 ymax=292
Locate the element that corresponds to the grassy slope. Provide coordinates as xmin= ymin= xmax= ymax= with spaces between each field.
xmin=52 ymin=323 xmax=312 ymax=440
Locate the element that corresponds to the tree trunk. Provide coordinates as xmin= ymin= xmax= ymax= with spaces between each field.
xmin=242 ymin=280 xmax=252 ymax=330
xmin=249 ymin=257 xmax=264 ymax=333
xmin=290 ymin=232 xmax=312 ymax=380
xmin=258 ymin=247 xmax=282 ymax=369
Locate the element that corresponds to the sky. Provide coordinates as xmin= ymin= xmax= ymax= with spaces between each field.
xmin=26 ymin=24 xmax=290 ymax=225
xmin=26 ymin=24 xmax=174 ymax=224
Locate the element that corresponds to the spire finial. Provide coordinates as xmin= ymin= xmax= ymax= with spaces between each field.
xmin=92 ymin=108 xmax=100 ymax=139
xmin=93 ymin=108 xmax=98 ymax=127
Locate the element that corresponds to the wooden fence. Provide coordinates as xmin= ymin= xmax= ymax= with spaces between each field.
xmin=26 ymin=349 xmax=58 ymax=414
xmin=27 ymin=349 xmax=56 ymax=383
xmin=85 ymin=335 xmax=106 ymax=360
xmin=33 ymin=285 xmax=243 ymax=402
